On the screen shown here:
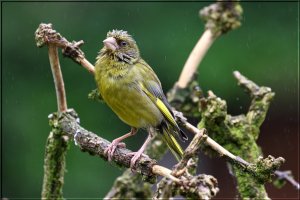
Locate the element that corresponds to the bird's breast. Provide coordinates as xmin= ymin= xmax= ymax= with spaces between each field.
xmin=95 ymin=64 xmax=163 ymax=128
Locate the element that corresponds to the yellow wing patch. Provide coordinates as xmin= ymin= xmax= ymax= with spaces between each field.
xmin=155 ymin=98 xmax=177 ymax=126
xmin=140 ymin=84 xmax=177 ymax=126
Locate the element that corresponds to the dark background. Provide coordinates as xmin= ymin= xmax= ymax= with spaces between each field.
xmin=2 ymin=1 xmax=299 ymax=199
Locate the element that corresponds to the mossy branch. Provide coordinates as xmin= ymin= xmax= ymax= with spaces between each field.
xmin=197 ymin=71 xmax=284 ymax=199
xmin=41 ymin=126 xmax=69 ymax=199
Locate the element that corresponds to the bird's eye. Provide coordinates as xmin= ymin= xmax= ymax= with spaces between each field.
xmin=120 ymin=41 xmax=127 ymax=47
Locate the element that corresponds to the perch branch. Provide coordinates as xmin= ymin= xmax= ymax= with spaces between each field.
xmin=52 ymin=110 xmax=220 ymax=198
xmin=49 ymin=110 xmax=184 ymax=183
xmin=104 ymin=133 xmax=169 ymax=199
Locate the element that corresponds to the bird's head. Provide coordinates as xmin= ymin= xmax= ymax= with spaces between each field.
xmin=101 ymin=30 xmax=140 ymax=64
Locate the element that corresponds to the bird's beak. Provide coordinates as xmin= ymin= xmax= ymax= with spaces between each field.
xmin=103 ymin=37 xmax=118 ymax=52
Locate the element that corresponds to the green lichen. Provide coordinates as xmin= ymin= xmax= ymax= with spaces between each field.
xmin=42 ymin=112 xmax=70 ymax=199
xmin=88 ymin=88 xmax=103 ymax=102
xmin=35 ymin=23 xmax=63 ymax=48
xmin=196 ymin=71 xmax=280 ymax=199
xmin=106 ymin=170 xmax=152 ymax=199
xmin=200 ymin=1 xmax=243 ymax=37
xmin=167 ymin=74 xmax=203 ymax=118
xmin=198 ymin=92 xmax=268 ymax=198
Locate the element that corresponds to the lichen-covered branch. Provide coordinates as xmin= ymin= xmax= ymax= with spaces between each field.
xmin=233 ymin=71 xmax=275 ymax=129
xmin=198 ymin=71 xmax=284 ymax=199
xmin=41 ymin=119 xmax=70 ymax=199
xmin=104 ymin=169 xmax=153 ymax=199
xmin=200 ymin=1 xmax=243 ymax=37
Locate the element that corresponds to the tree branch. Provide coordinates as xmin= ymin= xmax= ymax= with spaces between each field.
xmin=168 ymin=1 xmax=243 ymax=118
xmin=197 ymin=71 xmax=285 ymax=199
xmin=177 ymin=0 xmax=243 ymax=88
xmin=104 ymin=133 xmax=169 ymax=199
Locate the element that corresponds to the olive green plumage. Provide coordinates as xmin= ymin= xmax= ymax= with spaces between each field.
xmin=95 ymin=30 xmax=187 ymax=161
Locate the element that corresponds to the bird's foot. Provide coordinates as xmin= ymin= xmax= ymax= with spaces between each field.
xmin=104 ymin=141 xmax=126 ymax=161
xmin=127 ymin=152 xmax=149 ymax=170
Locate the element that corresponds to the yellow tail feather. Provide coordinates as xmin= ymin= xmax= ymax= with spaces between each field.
xmin=160 ymin=125 xmax=183 ymax=161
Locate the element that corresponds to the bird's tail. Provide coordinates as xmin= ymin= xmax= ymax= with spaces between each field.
xmin=159 ymin=122 xmax=184 ymax=161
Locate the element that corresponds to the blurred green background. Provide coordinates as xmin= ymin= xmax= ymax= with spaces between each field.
xmin=2 ymin=1 xmax=298 ymax=199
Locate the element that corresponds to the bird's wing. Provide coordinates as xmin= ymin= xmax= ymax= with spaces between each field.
xmin=136 ymin=60 xmax=188 ymax=141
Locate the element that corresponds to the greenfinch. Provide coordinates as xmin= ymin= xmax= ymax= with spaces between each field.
xmin=95 ymin=30 xmax=187 ymax=168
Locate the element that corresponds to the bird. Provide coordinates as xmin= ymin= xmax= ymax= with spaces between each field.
xmin=94 ymin=30 xmax=188 ymax=168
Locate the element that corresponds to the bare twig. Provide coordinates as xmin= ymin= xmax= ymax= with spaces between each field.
xmin=152 ymin=165 xmax=180 ymax=183
xmin=180 ymin=121 xmax=250 ymax=167
xmin=177 ymin=30 xmax=215 ymax=88
xmin=176 ymin=1 xmax=242 ymax=88
xmin=48 ymin=44 xmax=67 ymax=112
xmin=275 ymin=170 xmax=300 ymax=190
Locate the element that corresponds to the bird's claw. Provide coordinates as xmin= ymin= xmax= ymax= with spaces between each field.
xmin=127 ymin=152 xmax=149 ymax=170
xmin=104 ymin=141 xmax=126 ymax=161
